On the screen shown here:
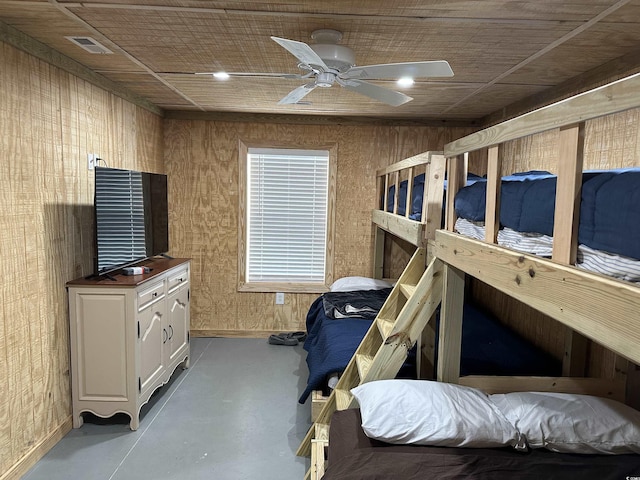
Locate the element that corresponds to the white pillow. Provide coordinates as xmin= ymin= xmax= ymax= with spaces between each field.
xmin=490 ymin=391 xmax=640 ymax=454
xmin=329 ymin=276 xmax=393 ymax=292
xmin=351 ymin=380 xmax=522 ymax=448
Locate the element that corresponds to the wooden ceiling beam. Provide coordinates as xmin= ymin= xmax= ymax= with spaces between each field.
xmin=60 ymin=2 xmax=572 ymax=26
xmin=48 ymin=0 xmax=205 ymax=111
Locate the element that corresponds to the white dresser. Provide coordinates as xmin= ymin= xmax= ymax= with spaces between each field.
xmin=67 ymin=258 xmax=190 ymax=430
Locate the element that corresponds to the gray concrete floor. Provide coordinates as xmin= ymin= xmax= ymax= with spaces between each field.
xmin=23 ymin=337 xmax=310 ymax=480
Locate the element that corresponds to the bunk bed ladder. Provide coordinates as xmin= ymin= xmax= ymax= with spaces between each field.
xmin=297 ymin=248 xmax=444 ymax=477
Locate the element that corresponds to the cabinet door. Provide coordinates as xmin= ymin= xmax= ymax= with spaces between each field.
xmin=166 ymin=284 xmax=189 ymax=368
xmin=72 ymin=291 xmax=130 ymax=400
xmin=138 ymin=299 xmax=166 ymax=396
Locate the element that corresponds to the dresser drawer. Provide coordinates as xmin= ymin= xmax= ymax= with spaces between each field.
xmin=137 ymin=280 xmax=165 ymax=311
xmin=167 ymin=266 xmax=189 ymax=293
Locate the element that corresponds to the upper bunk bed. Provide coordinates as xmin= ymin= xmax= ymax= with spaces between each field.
xmin=301 ymin=150 xmax=561 ymax=408
xmin=371 ymin=150 xmax=445 ymax=252
xmin=435 ymin=71 xmax=640 ymax=397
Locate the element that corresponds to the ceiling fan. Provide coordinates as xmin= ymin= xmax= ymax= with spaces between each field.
xmin=197 ymin=29 xmax=454 ymax=107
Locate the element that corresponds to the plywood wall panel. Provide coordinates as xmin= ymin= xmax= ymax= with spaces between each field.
xmin=0 ymin=41 xmax=163 ymax=477
xmin=165 ymin=118 xmax=475 ymax=335
xmin=499 ymin=108 xmax=640 ymax=175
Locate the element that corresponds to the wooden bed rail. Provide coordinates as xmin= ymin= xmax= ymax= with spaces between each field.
xmin=444 ymin=71 xmax=640 ymax=158
xmin=372 ymin=151 xmax=445 ymax=255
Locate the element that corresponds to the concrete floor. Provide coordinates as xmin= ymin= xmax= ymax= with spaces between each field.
xmin=23 ymin=338 xmax=310 ymax=480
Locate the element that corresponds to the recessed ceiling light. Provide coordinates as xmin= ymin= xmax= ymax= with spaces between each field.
xmin=397 ymin=77 xmax=414 ymax=88
xmin=213 ymin=72 xmax=230 ymax=80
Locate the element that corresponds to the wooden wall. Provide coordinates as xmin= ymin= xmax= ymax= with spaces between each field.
xmin=0 ymin=41 xmax=163 ymax=479
xmin=469 ymin=106 xmax=640 ymax=378
xmin=164 ymin=120 xmax=475 ymax=336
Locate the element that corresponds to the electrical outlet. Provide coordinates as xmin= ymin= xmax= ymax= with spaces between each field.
xmin=275 ymin=292 xmax=285 ymax=305
xmin=87 ymin=153 xmax=96 ymax=170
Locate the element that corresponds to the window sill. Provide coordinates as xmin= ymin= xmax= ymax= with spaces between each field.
xmin=238 ymin=282 xmax=329 ymax=294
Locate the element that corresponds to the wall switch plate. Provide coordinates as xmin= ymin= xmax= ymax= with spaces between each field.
xmin=87 ymin=153 xmax=96 ymax=170
xmin=275 ymin=292 xmax=285 ymax=305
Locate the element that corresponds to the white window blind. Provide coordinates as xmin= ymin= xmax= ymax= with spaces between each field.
xmin=96 ymin=169 xmax=146 ymax=270
xmin=247 ymin=148 xmax=329 ymax=283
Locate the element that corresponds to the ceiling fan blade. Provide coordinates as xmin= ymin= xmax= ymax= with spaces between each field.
xmin=343 ymin=60 xmax=454 ymax=80
xmin=278 ymin=83 xmax=318 ymax=105
xmin=271 ymin=36 xmax=329 ymax=71
xmin=340 ymin=79 xmax=412 ymax=106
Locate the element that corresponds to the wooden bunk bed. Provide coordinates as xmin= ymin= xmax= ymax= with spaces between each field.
xmin=301 ymin=72 xmax=640 ymax=479
xmin=297 ymin=152 xmax=447 ymax=479
xmin=438 ymin=71 xmax=640 ymax=396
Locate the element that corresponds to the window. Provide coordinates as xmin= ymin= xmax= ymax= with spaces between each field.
xmin=238 ymin=143 xmax=336 ymax=292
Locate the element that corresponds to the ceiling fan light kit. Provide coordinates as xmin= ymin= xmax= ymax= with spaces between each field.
xmin=201 ymin=29 xmax=453 ymax=107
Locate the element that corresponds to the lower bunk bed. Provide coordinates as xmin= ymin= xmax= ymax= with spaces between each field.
xmin=299 ymin=281 xmax=560 ymax=406
xmin=323 ymin=398 xmax=640 ymax=480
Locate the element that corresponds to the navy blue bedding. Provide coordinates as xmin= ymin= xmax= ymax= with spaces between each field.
xmin=445 ymin=303 xmax=560 ymax=377
xmin=386 ymin=172 xmax=484 ymax=221
xmin=299 ymin=295 xmax=373 ymax=403
xmin=299 ymin=290 xmax=561 ymax=404
xmin=579 ymin=169 xmax=640 ymax=260
xmin=454 ymin=169 xmax=640 ymax=260
xmin=386 ymin=173 xmax=425 ymax=219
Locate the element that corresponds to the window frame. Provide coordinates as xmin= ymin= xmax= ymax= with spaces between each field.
xmin=238 ymin=140 xmax=336 ymax=293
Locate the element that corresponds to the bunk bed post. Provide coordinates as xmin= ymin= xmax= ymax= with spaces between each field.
xmin=484 ymin=145 xmax=502 ymax=243
xmin=445 ymin=153 xmax=468 ymax=231
xmin=553 ymin=123 xmax=589 ymax=377
xmin=423 ymin=154 xmax=446 ymax=256
xmin=552 ymin=123 xmax=585 ymax=263
xmin=421 ymin=153 xmax=445 ymax=380
xmin=436 ymin=264 xmax=465 ymax=383
xmin=406 ymin=166 xmax=415 ymax=219
xmin=373 ymin=173 xmax=388 ymax=279
xmin=392 ymin=171 xmax=400 ymax=214
xmin=373 ymin=228 xmax=385 ymax=279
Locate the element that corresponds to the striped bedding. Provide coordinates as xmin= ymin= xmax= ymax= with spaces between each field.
xmin=455 ymin=218 xmax=640 ymax=283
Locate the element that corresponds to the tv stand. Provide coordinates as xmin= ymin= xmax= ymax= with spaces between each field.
xmin=67 ymin=258 xmax=190 ymax=430
xmin=160 ymin=253 xmax=174 ymax=260
xmin=84 ymin=272 xmax=118 ymax=281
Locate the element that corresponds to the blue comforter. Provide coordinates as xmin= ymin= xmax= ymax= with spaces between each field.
xmin=299 ymin=295 xmax=374 ymax=403
xmin=454 ymin=169 xmax=640 ymax=260
xmin=299 ymin=290 xmax=561 ymax=404
xmin=386 ymin=172 xmax=484 ymax=221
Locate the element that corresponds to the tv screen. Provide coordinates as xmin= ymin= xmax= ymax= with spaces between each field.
xmin=94 ymin=167 xmax=169 ymax=275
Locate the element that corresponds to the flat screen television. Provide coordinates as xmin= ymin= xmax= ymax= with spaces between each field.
xmin=94 ymin=166 xmax=169 ymax=276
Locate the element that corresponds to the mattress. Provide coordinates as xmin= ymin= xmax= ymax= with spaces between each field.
xmin=455 ymin=218 xmax=640 ymax=283
xmin=386 ymin=172 xmax=484 ymax=221
xmin=454 ymin=168 xmax=640 ymax=261
xmin=323 ymin=409 xmax=640 ymax=480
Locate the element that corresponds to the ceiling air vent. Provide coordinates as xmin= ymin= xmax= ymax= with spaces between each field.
xmin=65 ymin=36 xmax=113 ymax=55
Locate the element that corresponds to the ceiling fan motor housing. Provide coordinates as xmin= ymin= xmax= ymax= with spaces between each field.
xmin=315 ymin=72 xmax=336 ymax=87
xmin=310 ymin=44 xmax=355 ymax=72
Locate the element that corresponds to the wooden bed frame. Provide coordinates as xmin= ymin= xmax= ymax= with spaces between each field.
xmin=303 ymin=73 xmax=640 ymax=479
xmin=371 ymin=150 xmax=446 ymax=259
xmin=436 ymin=71 xmax=640 ymax=400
